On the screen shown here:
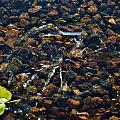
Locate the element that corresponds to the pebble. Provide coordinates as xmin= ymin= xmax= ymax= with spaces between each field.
xmin=67 ymin=98 xmax=80 ymax=107
xmin=109 ymin=18 xmax=116 ymax=25
xmin=109 ymin=116 xmax=119 ymax=120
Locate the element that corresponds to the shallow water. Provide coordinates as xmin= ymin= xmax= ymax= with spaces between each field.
xmin=0 ymin=0 xmax=120 ymax=120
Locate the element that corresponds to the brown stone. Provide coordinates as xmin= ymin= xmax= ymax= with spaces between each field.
xmin=70 ymin=109 xmax=78 ymax=115
xmin=67 ymin=98 xmax=80 ymax=107
xmin=109 ymin=116 xmax=119 ymax=120
xmin=88 ymin=5 xmax=98 ymax=14
xmin=0 ymin=37 xmax=4 ymax=43
xmin=43 ymin=99 xmax=53 ymax=105
xmin=48 ymin=10 xmax=58 ymax=16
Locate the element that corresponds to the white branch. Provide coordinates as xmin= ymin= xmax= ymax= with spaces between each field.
xmin=42 ymin=66 xmax=59 ymax=91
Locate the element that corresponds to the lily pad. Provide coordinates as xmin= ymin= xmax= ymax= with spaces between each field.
xmin=0 ymin=86 xmax=12 ymax=102
xmin=0 ymin=103 xmax=6 ymax=115
xmin=0 ymin=86 xmax=12 ymax=115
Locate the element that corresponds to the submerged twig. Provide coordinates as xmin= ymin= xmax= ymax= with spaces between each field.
xmin=7 ymin=99 xmax=21 ymax=104
xmin=42 ymin=66 xmax=59 ymax=91
xmin=8 ymin=71 xmax=13 ymax=85
xmin=60 ymin=65 xmax=62 ymax=88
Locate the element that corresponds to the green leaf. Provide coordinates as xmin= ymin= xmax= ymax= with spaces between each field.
xmin=0 ymin=86 xmax=12 ymax=102
xmin=0 ymin=103 xmax=6 ymax=115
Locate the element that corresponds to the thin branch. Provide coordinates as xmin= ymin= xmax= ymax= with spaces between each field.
xmin=42 ymin=66 xmax=59 ymax=91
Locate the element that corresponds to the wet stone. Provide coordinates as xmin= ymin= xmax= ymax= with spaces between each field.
xmin=67 ymin=98 xmax=80 ymax=107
